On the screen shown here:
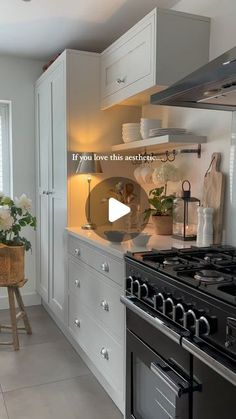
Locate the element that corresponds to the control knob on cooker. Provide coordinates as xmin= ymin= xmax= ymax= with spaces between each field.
xmin=139 ymin=283 xmax=149 ymax=298
xmin=173 ymin=303 xmax=185 ymax=323
xmin=153 ymin=293 xmax=165 ymax=311
xmin=195 ymin=316 xmax=211 ymax=337
xmin=183 ymin=309 xmax=197 ymax=330
xmin=126 ymin=276 xmax=134 ymax=291
xmin=132 ymin=279 xmax=141 ymax=296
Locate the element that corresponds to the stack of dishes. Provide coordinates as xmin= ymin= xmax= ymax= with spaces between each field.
xmin=122 ymin=123 xmax=142 ymax=143
xmin=149 ymin=128 xmax=189 ymax=137
xmin=140 ymin=118 xmax=162 ymax=139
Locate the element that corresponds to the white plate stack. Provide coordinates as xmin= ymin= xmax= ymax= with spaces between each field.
xmin=122 ymin=123 xmax=142 ymax=143
xmin=149 ymin=128 xmax=189 ymax=137
xmin=140 ymin=118 xmax=162 ymax=139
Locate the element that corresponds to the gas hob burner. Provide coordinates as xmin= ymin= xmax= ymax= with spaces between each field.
xmin=194 ymin=269 xmax=225 ymax=284
xmin=163 ymin=256 xmax=182 ymax=266
xmin=204 ymin=253 xmax=225 ymax=263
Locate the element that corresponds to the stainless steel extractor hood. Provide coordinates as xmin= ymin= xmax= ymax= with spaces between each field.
xmin=151 ymin=46 xmax=236 ymax=111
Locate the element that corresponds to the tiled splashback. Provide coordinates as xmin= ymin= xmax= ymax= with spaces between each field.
xmin=228 ymin=112 xmax=236 ymax=245
xmin=142 ymin=104 xmax=233 ymax=243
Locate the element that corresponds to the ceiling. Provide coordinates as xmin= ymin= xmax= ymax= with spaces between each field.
xmin=0 ymin=0 xmax=180 ymax=60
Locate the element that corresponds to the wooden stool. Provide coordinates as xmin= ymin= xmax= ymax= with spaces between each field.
xmin=0 ymin=279 xmax=32 ymax=350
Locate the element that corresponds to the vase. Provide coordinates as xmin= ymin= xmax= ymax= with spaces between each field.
xmin=152 ymin=215 xmax=173 ymax=235
xmin=0 ymin=244 xmax=25 ymax=286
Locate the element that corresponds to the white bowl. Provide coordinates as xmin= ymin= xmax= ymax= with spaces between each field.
xmin=123 ymin=134 xmax=142 ymax=143
xmin=123 ymin=129 xmax=141 ymax=133
xmin=123 ymin=123 xmax=140 ymax=127
xmin=140 ymin=119 xmax=162 ymax=139
xmin=141 ymin=118 xmax=162 ymax=125
xmin=104 ymin=230 xmax=126 ymax=242
xmin=131 ymin=233 xmax=151 ymax=247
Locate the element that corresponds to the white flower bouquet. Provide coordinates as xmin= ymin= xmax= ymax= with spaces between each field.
xmin=0 ymin=193 xmax=36 ymax=251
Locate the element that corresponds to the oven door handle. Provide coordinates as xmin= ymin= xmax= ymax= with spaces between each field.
xmin=150 ymin=362 xmax=188 ymax=397
xmin=120 ymin=295 xmax=181 ymax=344
xmin=182 ymin=338 xmax=236 ymax=387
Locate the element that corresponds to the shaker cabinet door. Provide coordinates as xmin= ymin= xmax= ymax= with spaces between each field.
xmin=36 ymin=82 xmax=51 ymax=302
xmin=101 ymin=11 xmax=155 ymax=109
xmin=48 ymin=63 xmax=67 ymax=322
xmin=36 ymin=60 xmax=67 ymax=322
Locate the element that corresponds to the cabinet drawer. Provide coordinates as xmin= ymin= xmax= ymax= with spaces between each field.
xmin=101 ymin=22 xmax=154 ymax=98
xmin=68 ymin=258 xmax=124 ymax=339
xmin=101 ymin=11 xmax=155 ymax=108
xmin=69 ymin=296 xmax=123 ymax=392
xmin=68 ymin=235 xmax=88 ymax=262
xmin=68 ymin=234 xmax=124 ymax=286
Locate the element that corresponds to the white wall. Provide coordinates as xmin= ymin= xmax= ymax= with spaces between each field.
xmin=0 ymin=55 xmax=44 ymax=308
xmin=172 ymin=0 xmax=236 ymax=59
xmin=153 ymin=0 xmax=236 ymax=245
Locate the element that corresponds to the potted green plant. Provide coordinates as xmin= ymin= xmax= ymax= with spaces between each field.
xmin=144 ymin=186 xmax=174 ymax=235
xmin=0 ymin=193 xmax=36 ymax=284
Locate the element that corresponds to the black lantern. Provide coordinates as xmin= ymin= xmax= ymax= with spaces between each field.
xmin=172 ymin=180 xmax=200 ymax=241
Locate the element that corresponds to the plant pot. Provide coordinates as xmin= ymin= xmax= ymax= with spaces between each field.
xmin=0 ymin=244 xmax=25 ymax=286
xmin=152 ymin=215 xmax=173 ymax=235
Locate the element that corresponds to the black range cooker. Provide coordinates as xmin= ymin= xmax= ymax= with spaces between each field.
xmin=121 ymin=245 xmax=236 ymax=419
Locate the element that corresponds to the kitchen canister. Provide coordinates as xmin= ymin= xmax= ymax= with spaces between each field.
xmin=196 ymin=206 xmax=204 ymax=246
xmin=202 ymin=207 xmax=214 ymax=246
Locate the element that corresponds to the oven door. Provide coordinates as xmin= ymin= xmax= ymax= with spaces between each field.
xmin=126 ymin=330 xmax=192 ymax=419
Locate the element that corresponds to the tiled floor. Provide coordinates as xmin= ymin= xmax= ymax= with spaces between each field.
xmin=0 ymin=305 xmax=123 ymax=419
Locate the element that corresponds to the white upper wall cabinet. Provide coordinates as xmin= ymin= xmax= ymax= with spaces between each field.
xmin=100 ymin=8 xmax=210 ymax=109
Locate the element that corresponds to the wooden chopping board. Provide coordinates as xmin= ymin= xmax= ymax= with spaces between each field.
xmin=202 ymin=153 xmax=225 ymax=244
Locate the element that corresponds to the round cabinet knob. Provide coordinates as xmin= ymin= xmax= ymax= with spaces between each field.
xmin=100 ymin=347 xmax=109 ymax=360
xmin=101 ymin=262 xmax=109 ymax=272
xmin=42 ymin=190 xmax=47 ymax=195
xmin=74 ymin=279 xmax=80 ymax=288
xmin=101 ymin=300 xmax=109 ymax=312
xmin=116 ymin=77 xmax=125 ymax=85
xmin=74 ymin=319 xmax=81 ymax=328
xmin=74 ymin=248 xmax=80 ymax=256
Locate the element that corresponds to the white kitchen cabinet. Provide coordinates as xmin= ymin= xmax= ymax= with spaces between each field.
xmin=68 ymin=258 xmax=124 ymax=340
xmin=36 ymin=60 xmax=67 ymax=322
xmin=36 ymin=81 xmax=51 ymax=302
xmin=68 ymin=233 xmax=124 ymax=286
xmin=67 ymin=232 xmax=125 ymax=412
xmin=35 ymin=50 xmax=140 ymax=414
xmin=101 ymin=8 xmax=210 ymax=109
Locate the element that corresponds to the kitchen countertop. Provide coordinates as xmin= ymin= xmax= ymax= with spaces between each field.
xmin=67 ymin=227 xmax=196 ymax=259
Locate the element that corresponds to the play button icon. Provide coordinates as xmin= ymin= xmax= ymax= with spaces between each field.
xmin=108 ymin=198 xmax=131 ymax=222
xmin=84 ymin=176 xmax=150 ymax=242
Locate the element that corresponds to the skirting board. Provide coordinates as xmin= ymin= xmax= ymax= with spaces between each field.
xmin=42 ymin=301 xmax=125 ymax=415
xmin=0 ymin=292 xmax=41 ymax=310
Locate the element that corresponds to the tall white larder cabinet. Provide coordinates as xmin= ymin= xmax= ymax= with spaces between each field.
xmin=35 ymin=55 xmax=67 ymax=322
xmin=35 ymin=49 xmax=139 ymax=325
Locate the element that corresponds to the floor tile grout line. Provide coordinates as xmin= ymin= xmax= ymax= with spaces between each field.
xmin=1 ymin=385 xmax=10 ymax=419
xmin=0 ymin=336 xmax=66 ymax=350
xmin=0 ymin=336 xmax=71 ymax=352
xmin=1 ymin=371 xmax=92 ymax=395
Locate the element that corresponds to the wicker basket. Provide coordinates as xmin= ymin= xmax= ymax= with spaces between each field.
xmin=0 ymin=244 xmax=25 ymax=286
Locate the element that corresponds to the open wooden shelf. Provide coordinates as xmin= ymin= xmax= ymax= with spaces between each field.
xmin=111 ymin=134 xmax=207 ymax=152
